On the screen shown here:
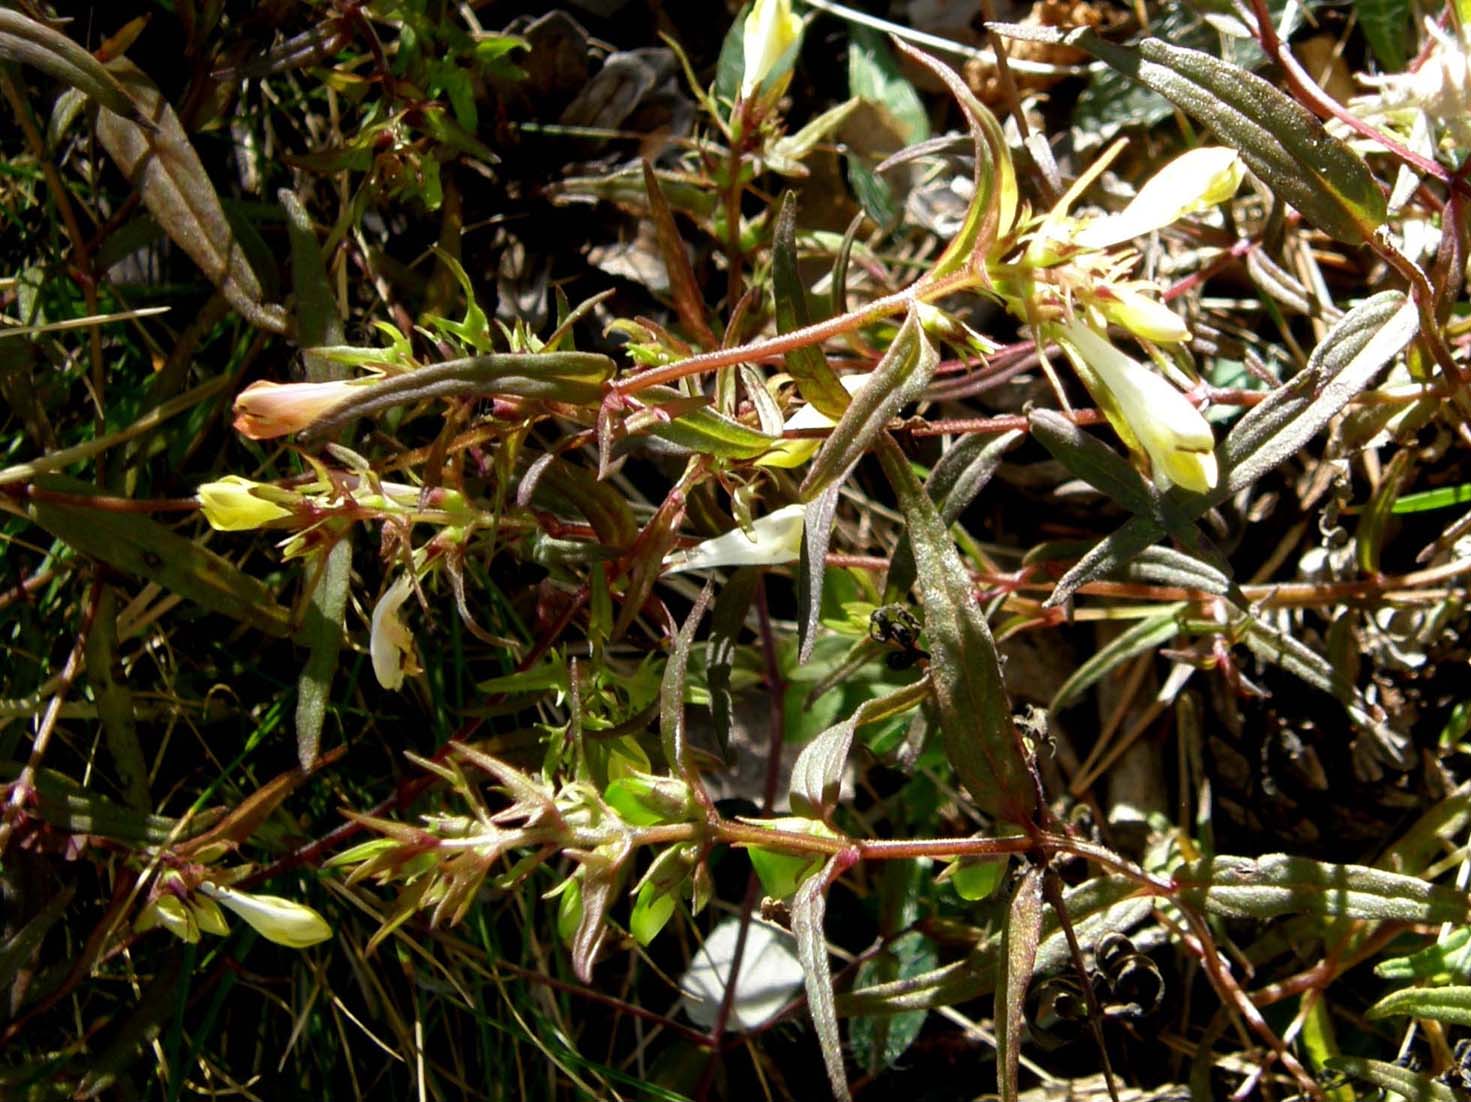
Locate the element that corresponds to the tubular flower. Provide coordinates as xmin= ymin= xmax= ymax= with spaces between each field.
xmin=1074 ymin=146 xmax=1244 ymax=250
xmin=755 ymin=374 xmax=870 ymax=469
xmin=370 ymin=573 xmax=419 ymax=691
xmin=663 ymin=504 xmax=805 ymax=574
xmin=232 ymin=378 xmax=368 ymax=439
xmin=740 ymin=0 xmax=802 ymax=103
xmin=197 ymin=476 xmax=294 ymax=531
xmin=197 ymin=882 xmax=333 ymax=948
xmin=1054 ymin=319 xmax=1218 ymax=494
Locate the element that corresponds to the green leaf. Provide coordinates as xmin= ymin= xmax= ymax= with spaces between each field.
xmin=1393 ymin=483 xmax=1471 ymax=513
xmin=1057 ymin=31 xmax=1386 ymax=244
xmin=1355 ymin=0 xmax=1409 ymax=70
xmin=660 ymin=581 xmax=713 ymax=775
xmin=789 ymin=678 xmax=932 ymax=819
xmin=949 ymin=856 xmax=1008 ymax=902
xmin=1173 ymin=854 xmax=1471 ymax=924
xmin=801 ymin=309 xmax=938 ymax=502
xmin=844 ymin=153 xmax=899 ymax=232
xmin=630 ymin=878 xmax=678 ymax=946
xmin=748 ymin=821 xmax=828 ymax=900
xmin=295 ymin=536 xmax=352 ymax=771
xmin=849 ymin=933 xmax=936 ymax=1073
xmin=1327 ymin=1056 xmax=1459 ymax=1102
xmin=707 ymin=567 xmax=760 ymax=761
xmin=798 ymin=486 xmax=842 ymax=664
xmin=1356 ymin=446 xmax=1412 ymax=574
xmin=891 ymin=41 xmax=1015 ymax=275
xmin=997 ymin=865 xmax=1044 ymax=1102
xmin=848 ymin=26 xmax=930 ymax=145
xmin=1376 ymin=929 xmax=1471 ymax=982
xmin=1050 ymin=605 xmax=1186 ymax=711
xmin=1368 ymin=985 xmax=1471 ymax=1026
xmin=714 ymin=4 xmax=749 ymax=109
xmin=29 ymin=479 xmax=291 ymax=637
xmin=876 ymin=434 xmax=1039 ymax=827
xmin=0 ymin=9 xmax=142 ymax=122
xmin=792 ymin=853 xmax=851 ymax=1102
xmin=640 ymin=387 xmax=783 ymax=459
xmin=642 ymin=160 xmax=716 ymax=347
xmin=96 ymin=59 xmax=286 ymax=332
xmin=772 ymin=192 xmax=853 ymax=419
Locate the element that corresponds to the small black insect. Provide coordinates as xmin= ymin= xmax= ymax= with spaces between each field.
xmin=869 ymin=605 xmax=929 ymax=671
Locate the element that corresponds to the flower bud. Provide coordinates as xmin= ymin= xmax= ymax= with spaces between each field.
xmin=740 ymin=0 xmax=802 ymax=103
xmin=1054 ymin=319 xmax=1218 ymax=493
xmin=663 ymin=504 xmax=804 ymax=574
xmin=232 ymin=378 xmax=368 ymax=439
xmin=1075 ymin=147 xmax=1244 ymax=250
xmin=197 ymin=476 xmax=294 ymax=531
xmin=198 ymin=882 xmax=332 ymax=948
xmin=1095 ymin=284 xmax=1191 ymax=344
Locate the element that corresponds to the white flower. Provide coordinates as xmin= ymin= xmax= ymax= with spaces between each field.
xmin=1054 ymin=319 xmax=1218 ymax=494
xmin=680 ymin=917 xmax=804 ymax=1030
xmin=663 ymin=505 xmax=805 ymax=575
xmin=1075 ymin=147 xmax=1244 ymax=250
xmin=740 ymin=0 xmax=802 ymax=102
xmin=198 ymin=882 xmax=332 ymax=948
xmin=370 ymin=573 xmax=419 ymax=691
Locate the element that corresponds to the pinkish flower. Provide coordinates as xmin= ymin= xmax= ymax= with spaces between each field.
xmin=232 ymin=379 xmax=367 ymax=439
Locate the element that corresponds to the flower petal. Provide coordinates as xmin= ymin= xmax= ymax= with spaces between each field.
xmin=663 ymin=505 xmax=805 ymax=575
xmin=370 ymin=573 xmax=418 ymax=691
xmin=197 ymin=475 xmax=293 ymax=531
xmin=232 ymin=379 xmax=366 ymax=439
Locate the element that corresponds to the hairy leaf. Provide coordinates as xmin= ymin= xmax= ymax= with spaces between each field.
xmin=773 ymin=192 xmax=852 ymax=418
xmin=876 ymin=434 xmax=1038 ymax=826
xmin=1368 ymin=985 xmax=1471 ymax=1026
xmin=96 ymin=60 xmax=286 ymax=332
xmin=1174 ymin=854 xmax=1471 ymax=924
xmin=1327 ymin=1056 xmax=1458 ymax=1102
xmin=0 ymin=9 xmax=141 ymax=121
xmin=997 ymin=865 xmax=1044 ymax=1102
xmin=792 ymin=853 xmax=852 ymax=1102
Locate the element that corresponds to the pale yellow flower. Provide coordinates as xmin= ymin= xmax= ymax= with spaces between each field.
xmin=741 ymin=0 xmax=802 ymax=102
xmin=1054 ymin=319 xmax=1218 ymax=493
xmin=197 ymin=475 xmax=293 ymax=531
xmin=370 ymin=573 xmax=419 ymax=691
xmin=1075 ymin=146 xmax=1243 ymax=250
xmin=198 ymin=882 xmax=332 ymax=948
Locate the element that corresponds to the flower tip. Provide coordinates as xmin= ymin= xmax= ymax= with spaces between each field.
xmin=197 ymin=475 xmax=293 ymax=531
xmin=370 ymin=574 xmax=419 ymax=691
xmin=202 ymin=883 xmax=333 ymax=948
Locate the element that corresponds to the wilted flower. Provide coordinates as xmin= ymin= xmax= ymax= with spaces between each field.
xmin=232 ymin=378 xmax=368 ymax=439
xmin=1054 ymin=319 xmax=1218 ymax=493
xmin=197 ymin=882 xmax=333 ymax=948
xmin=197 ymin=475 xmax=294 ymax=531
xmin=370 ymin=573 xmax=419 ymax=690
xmin=740 ymin=0 xmax=802 ymax=103
xmin=1074 ymin=146 xmax=1244 ymax=250
xmin=663 ymin=504 xmax=804 ymax=574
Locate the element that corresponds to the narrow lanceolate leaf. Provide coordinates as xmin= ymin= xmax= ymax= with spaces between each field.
xmin=892 ymin=40 xmax=1016 ymax=275
xmin=1173 ymin=854 xmax=1471 ymax=925
xmin=707 ymin=567 xmax=760 ymax=761
xmin=1219 ymin=291 xmax=1418 ymax=498
xmin=876 ymin=434 xmax=1039 ymax=826
xmin=773 ymin=192 xmax=852 ymax=419
xmin=1327 ymin=1056 xmax=1459 ymax=1102
xmin=1358 ymin=447 xmax=1413 ymax=574
xmin=1056 ymin=30 xmax=1386 ymax=245
xmin=1368 ymin=986 xmax=1471 ymax=1026
xmin=96 ymin=60 xmax=286 ymax=333
xmin=996 ymin=866 xmax=1044 ymax=1102
xmin=612 ymin=487 xmax=686 ymax=641
xmin=641 ymin=386 xmax=782 ymax=459
xmin=29 ymin=479 xmax=291 ymax=637
xmin=295 ymin=537 xmax=352 ymax=770
xmin=1028 ymin=408 xmax=1162 ymax=519
xmin=1050 ymin=605 xmax=1186 ymax=711
xmin=0 ymin=10 xmax=141 ymax=122
xmin=790 ymin=677 xmax=931 ymax=820
xmin=801 ymin=310 xmax=938 ymax=502
xmin=887 ymin=430 xmax=1022 ymax=602
xmin=660 ymin=581 xmax=714 ymax=776
xmin=303 ymin=351 xmax=614 ymax=440
xmin=642 ymin=160 xmax=717 ymax=348
xmin=792 ymin=854 xmax=852 ymax=1102
xmin=798 ymin=484 xmax=842 ymax=664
